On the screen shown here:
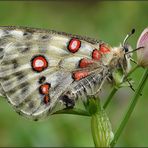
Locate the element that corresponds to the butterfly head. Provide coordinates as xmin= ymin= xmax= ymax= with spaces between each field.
xmin=110 ymin=29 xmax=135 ymax=72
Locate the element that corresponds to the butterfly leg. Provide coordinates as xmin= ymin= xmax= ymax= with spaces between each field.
xmin=130 ymin=58 xmax=138 ymax=64
xmin=119 ymin=60 xmax=139 ymax=94
xmin=126 ymin=78 xmax=135 ymax=91
xmin=87 ymin=74 xmax=109 ymax=97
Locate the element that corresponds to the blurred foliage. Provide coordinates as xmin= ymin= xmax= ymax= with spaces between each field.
xmin=0 ymin=1 xmax=148 ymax=147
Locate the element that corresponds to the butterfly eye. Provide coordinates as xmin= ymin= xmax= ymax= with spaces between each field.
xmin=124 ymin=47 xmax=129 ymax=52
xmin=123 ymin=44 xmax=130 ymax=53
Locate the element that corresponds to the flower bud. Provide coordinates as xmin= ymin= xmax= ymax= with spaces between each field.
xmin=137 ymin=27 xmax=148 ymax=67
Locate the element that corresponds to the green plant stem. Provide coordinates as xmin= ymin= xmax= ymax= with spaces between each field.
xmin=103 ymin=65 xmax=140 ymax=109
xmin=91 ymin=114 xmax=100 ymax=147
xmin=103 ymin=87 xmax=117 ymax=109
xmin=52 ymin=108 xmax=90 ymax=116
xmin=111 ymin=68 xmax=148 ymax=147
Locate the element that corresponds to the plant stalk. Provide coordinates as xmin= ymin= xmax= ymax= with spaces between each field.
xmin=111 ymin=68 xmax=148 ymax=147
xmin=91 ymin=114 xmax=100 ymax=147
xmin=103 ymin=65 xmax=140 ymax=109
xmin=103 ymin=87 xmax=117 ymax=109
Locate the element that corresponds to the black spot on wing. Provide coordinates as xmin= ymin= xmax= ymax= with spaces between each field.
xmin=14 ymin=71 xmax=25 ymax=81
xmin=0 ymin=48 xmax=4 ymax=59
xmin=21 ymin=47 xmax=30 ymax=53
xmin=23 ymin=32 xmax=32 ymax=40
xmin=0 ymin=48 xmax=3 ymax=52
xmin=41 ymin=35 xmax=49 ymax=40
xmin=38 ymin=76 xmax=46 ymax=84
xmin=15 ymin=42 xmax=31 ymax=53
xmin=23 ymin=32 xmax=29 ymax=36
xmin=12 ymin=59 xmax=19 ymax=69
xmin=19 ymin=82 xmax=29 ymax=94
xmin=60 ymin=91 xmax=75 ymax=108
xmin=60 ymin=94 xmax=75 ymax=108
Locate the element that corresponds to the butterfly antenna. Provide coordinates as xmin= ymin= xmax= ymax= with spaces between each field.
xmin=123 ymin=28 xmax=135 ymax=47
xmin=123 ymin=29 xmax=144 ymax=55
xmin=125 ymin=46 xmax=144 ymax=54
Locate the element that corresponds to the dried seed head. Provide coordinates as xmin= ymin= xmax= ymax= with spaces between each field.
xmin=137 ymin=27 xmax=148 ymax=67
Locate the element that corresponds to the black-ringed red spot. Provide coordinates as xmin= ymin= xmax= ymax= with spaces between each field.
xmin=68 ymin=38 xmax=81 ymax=53
xmin=73 ymin=71 xmax=89 ymax=81
xmin=99 ymin=44 xmax=110 ymax=53
xmin=79 ymin=58 xmax=94 ymax=68
xmin=92 ymin=49 xmax=101 ymax=61
xmin=44 ymin=95 xmax=50 ymax=104
xmin=39 ymin=83 xmax=51 ymax=95
xmin=31 ymin=55 xmax=48 ymax=72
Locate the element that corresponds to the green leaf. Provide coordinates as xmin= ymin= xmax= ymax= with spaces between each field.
xmin=52 ymin=108 xmax=90 ymax=116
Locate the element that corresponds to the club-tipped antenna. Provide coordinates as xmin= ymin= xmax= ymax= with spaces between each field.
xmin=123 ymin=28 xmax=135 ymax=47
xmin=125 ymin=46 xmax=144 ymax=54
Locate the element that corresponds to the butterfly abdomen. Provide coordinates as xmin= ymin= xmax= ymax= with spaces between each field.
xmin=60 ymin=69 xmax=106 ymax=107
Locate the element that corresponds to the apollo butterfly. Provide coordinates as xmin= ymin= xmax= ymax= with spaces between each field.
xmin=0 ymin=26 xmax=134 ymax=120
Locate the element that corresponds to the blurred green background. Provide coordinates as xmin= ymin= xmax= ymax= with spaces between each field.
xmin=0 ymin=1 xmax=148 ymax=147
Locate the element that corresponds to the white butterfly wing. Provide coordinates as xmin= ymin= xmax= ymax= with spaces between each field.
xmin=0 ymin=26 xmax=103 ymax=120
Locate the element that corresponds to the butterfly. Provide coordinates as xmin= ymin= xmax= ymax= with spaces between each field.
xmin=0 ymin=26 xmax=134 ymax=120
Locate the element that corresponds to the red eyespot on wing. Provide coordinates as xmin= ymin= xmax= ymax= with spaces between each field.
xmin=79 ymin=58 xmax=94 ymax=68
xmin=31 ymin=55 xmax=48 ymax=72
xmin=39 ymin=83 xmax=51 ymax=104
xmin=73 ymin=71 xmax=89 ymax=81
xmin=92 ymin=49 xmax=101 ymax=60
xmin=44 ymin=95 xmax=50 ymax=104
xmin=100 ymin=44 xmax=110 ymax=53
xmin=39 ymin=83 xmax=51 ymax=95
xmin=68 ymin=38 xmax=81 ymax=53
